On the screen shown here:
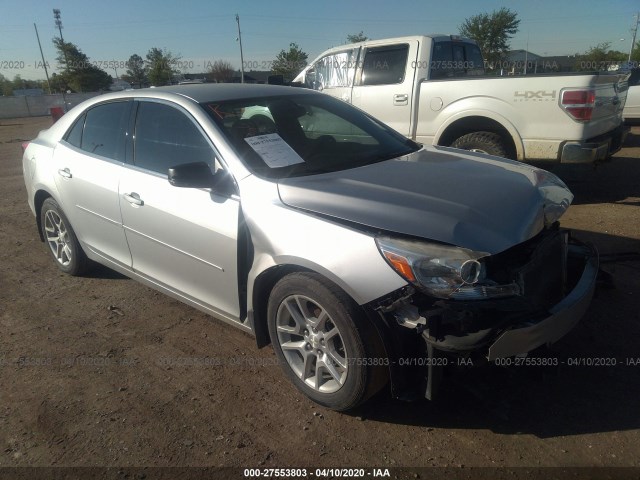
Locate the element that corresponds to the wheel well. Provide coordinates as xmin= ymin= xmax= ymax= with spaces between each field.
xmin=252 ymin=265 xmax=313 ymax=348
xmin=34 ymin=190 xmax=52 ymax=242
xmin=438 ymin=116 xmax=517 ymax=159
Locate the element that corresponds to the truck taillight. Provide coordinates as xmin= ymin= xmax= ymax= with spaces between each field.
xmin=560 ymin=89 xmax=596 ymax=121
xmin=21 ymin=142 xmax=30 ymax=154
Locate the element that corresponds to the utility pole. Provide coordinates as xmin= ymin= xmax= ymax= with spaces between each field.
xmin=236 ymin=14 xmax=245 ymax=83
xmin=34 ymin=23 xmax=52 ymax=94
xmin=630 ymin=12 xmax=639 ymax=63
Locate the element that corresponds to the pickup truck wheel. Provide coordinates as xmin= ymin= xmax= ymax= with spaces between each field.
xmin=40 ymin=198 xmax=89 ymax=276
xmin=450 ymin=132 xmax=507 ymax=158
xmin=267 ymin=272 xmax=386 ymax=411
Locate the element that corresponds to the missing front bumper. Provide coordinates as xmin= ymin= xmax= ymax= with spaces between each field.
xmin=387 ymin=238 xmax=598 ymax=359
xmin=486 ymin=243 xmax=598 ymax=360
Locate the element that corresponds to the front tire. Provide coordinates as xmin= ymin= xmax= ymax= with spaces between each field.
xmin=40 ymin=198 xmax=89 ymax=276
xmin=450 ymin=131 xmax=508 ymax=158
xmin=267 ymin=272 xmax=387 ymax=411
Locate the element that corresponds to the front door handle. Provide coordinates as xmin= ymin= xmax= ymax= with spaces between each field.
xmin=58 ymin=168 xmax=72 ymax=179
xmin=393 ymin=94 xmax=408 ymax=106
xmin=123 ymin=192 xmax=144 ymax=206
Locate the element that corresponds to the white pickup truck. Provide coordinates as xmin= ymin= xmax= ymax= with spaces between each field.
xmin=293 ymin=35 xmax=629 ymax=164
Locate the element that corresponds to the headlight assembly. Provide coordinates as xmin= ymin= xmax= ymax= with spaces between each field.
xmin=376 ymin=236 xmax=520 ymax=300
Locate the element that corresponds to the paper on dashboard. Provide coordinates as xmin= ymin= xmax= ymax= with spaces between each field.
xmin=244 ymin=133 xmax=305 ymax=168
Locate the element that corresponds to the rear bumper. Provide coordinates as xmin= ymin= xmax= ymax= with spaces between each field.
xmin=560 ymin=125 xmax=629 ymax=164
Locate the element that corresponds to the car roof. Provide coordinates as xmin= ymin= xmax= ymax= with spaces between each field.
xmin=37 ymin=83 xmax=319 ymax=146
xmin=129 ymin=83 xmax=315 ymax=103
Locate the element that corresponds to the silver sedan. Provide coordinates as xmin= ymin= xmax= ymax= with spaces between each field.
xmin=22 ymin=84 xmax=597 ymax=410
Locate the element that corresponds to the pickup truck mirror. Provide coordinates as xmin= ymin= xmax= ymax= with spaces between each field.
xmin=305 ymin=69 xmax=320 ymax=90
xmin=168 ymin=162 xmax=235 ymax=195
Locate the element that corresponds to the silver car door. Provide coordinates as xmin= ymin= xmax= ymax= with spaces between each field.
xmin=52 ymin=101 xmax=133 ymax=268
xmin=119 ymin=100 xmax=241 ymax=320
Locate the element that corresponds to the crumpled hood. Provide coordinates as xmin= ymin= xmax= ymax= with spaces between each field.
xmin=277 ymin=147 xmax=573 ymax=254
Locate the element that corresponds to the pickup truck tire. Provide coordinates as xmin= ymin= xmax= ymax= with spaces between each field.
xmin=267 ymin=272 xmax=387 ymax=411
xmin=450 ymin=132 xmax=507 ymax=158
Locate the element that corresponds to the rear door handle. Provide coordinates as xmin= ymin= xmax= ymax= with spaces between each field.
xmin=57 ymin=168 xmax=72 ymax=179
xmin=123 ymin=192 xmax=144 ymax=206
xmin=393 ymin=94 xmax=408 ymax=106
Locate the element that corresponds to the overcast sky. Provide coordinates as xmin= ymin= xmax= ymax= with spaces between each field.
xmin=0 ymin=0 xmax=638 ymax=80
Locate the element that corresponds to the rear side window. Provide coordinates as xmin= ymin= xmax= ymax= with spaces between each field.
xmin=361 ymin=44 xmax=409 ymax=85
xmin=81 ymin=102 xmax=130 ymax=161
xmin=430 ymin=41 xmax=485 ymax=79
xmin=133 ymin=102 xmax=213 ymax=175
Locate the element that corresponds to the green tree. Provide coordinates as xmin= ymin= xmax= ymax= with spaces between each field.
xmin=12 ymin=74 xmax=25 ymax=90
xmin=578 ymin=42 xmax=627 ymax=70
xmin=632 ymin=41 xmax=640 ymax=62
xmin=145 ymin=48 xmax=181 ymax=86
xmin=0 ymin=73 xmax=13 ymax=95
xmin=459 ymin=8 xmax=520 ymax=69
xmin=346 ymin=31 xmax=369 ymax=43
xmin=207 ymin=59 xmax=234 ymax=83
xmin=121 ymin=54 xmax=147 ymax=88
xmin=271 ymin=43 xmax=308 ymax=81
xmin=52 ymin=37 xmax=112 ymax=92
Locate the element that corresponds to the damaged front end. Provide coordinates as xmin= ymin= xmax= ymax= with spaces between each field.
xmin=369 ymin=225 xmax=598 ymax=400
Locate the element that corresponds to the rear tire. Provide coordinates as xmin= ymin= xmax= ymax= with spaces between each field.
xmin=40 ymin=198 xmax=89 ymax=276
xmin=450 ymin=131 xmax=508 ymax=158
xmin=267 ymin=272 xmax=387 ymax=411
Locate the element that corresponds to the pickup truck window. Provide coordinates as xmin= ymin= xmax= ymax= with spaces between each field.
xmin=308 ymin=49 xmax=358 ymax=90
xmin=361 ymin=44 xmax=409 ymax=86
xmin=430 ymin=41 xmax=484 ymax=79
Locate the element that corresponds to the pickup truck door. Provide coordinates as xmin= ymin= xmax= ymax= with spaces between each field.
xmin=306 ymin=48 xmax=360 ymax=104
xmin=351 ymin=41 xmax=419 ymax=136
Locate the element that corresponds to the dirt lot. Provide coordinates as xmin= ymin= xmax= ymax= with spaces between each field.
xmin=1 ymin=117 xmax=639 ymax=478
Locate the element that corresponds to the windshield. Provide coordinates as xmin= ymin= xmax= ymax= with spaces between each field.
xmin=201 ymin=93 xmax=420 ymax=179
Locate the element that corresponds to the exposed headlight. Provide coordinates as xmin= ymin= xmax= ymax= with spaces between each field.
xmin=376 ymin=236 xmax=520 ymax=300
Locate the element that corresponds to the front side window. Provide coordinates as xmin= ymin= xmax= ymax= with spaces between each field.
xmin=133 ymin=102 xmax=214 ymax=175
xmin=81 ymin=102 xmax=129 ymax=160
xmin=361 ymin=44 xmax=409 ymax=86
xmin=202 ymin=93 xmax=419 ymax=179
xmin=308 ymin=49 xmax=358 ymax=90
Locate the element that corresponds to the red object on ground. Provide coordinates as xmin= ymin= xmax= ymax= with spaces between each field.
xmin=50 ymin=106 xmax=65 ymax=123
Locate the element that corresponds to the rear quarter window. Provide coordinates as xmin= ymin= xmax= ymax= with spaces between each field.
xmin=64 ymin=113 xmax=86 ymax=148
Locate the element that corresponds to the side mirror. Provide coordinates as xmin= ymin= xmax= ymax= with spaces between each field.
xmin=168 ymin=162 xmax=235 ymax=195
xmin=305 ymin=69 xmax=319 ymax=90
